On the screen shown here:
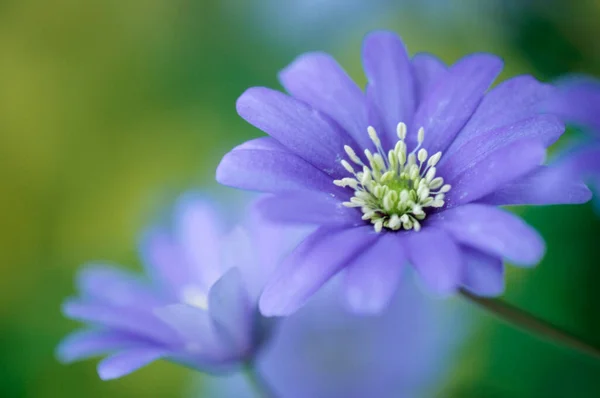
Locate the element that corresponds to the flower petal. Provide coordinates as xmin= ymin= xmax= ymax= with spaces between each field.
xmin=217 ymin=140 xmax=342 ymax=195
xmin=62 ymin=299 xmax=177 ymax=343
xmin=343 ymin=232 xmax=406 ymax=314
xmin=153 ymin=304 xmax=229 ymax=360
xmin=412 ymin=53 xmax=503 ymax=154
xmin=56 ymin=330 xmax=148 ymax=363
xmin=175 ymin=196 xmax=223 ymax=290
xmin=444 ymin=139 xmax=546 ymax=207
xmin=236 ymin=87 xmax=353 ymax=177
xmin=543 ymin=75 xmax=600 ymax=135
xmin=259 ymin=226 xmax=377 ymax=316
xmin=480 ymin=165 xmax=592 ymax=206
xmin=256 ymin=191 xmax=357 ymax=226
xmin=76 ymin=264 xmax=161 ymax=309
xmin=431 ymin=204 xmax=545 ymax=266
xmin=440 ymin=115 xmax=563 ymax=183
xmin=139 ymin=229 xmax=189 ymax=296
xmin=362 ymin=31 xmax=415 ymax=148
xmin=406 ymin=228 xmax=462 ymax=295
xmin=97 ymin=348 xmax=165 ymax=380
xmin=460 ymin=247 xmax=505 ymax=297
xmin=279 ymin=52 xmax=369 ymax=149
xmin=411 ymin=52 xmax=448 ymax=104
xmin=208 ymin=268 xmax=253 ymax=355
xmin=241 ymin=207 xmax=315 ymax=301
xmin=449 ymin=75 xmax=556 ymax=154
xmin=557 ymin=144 xmax=600 ymax=181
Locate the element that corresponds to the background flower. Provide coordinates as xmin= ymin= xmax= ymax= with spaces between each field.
xmin=197 ymin=274 xmax=469 ymax=398
xmin=217 ymin=30 xmax=590 ymax=317
xmin=57 ymin=194 xmax=304 ymax=379
xmin=542 ymin=76 xmax=600 ymax=209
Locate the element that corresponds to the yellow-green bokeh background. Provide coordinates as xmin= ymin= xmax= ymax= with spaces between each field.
xmin=2 ymin=1 xmax=600 ymax=397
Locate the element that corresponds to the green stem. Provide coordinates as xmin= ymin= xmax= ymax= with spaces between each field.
xmin=243 ymin=361 xmax=277 ymax=398
xmin=459 ymin=289 xmax=600 ymax=360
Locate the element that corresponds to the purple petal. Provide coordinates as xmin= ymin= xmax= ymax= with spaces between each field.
xmin=440 ymin=115 xmax=563 ymax=183
xmin=279 ymin=52 xmax=370 ymax=149
xmin=255 ymin=191 xmax=358 ymax=226
xmin=217 ymin=140 xmax=343 ymax=195
xmin=259 ymin=226 xmax=377 ymax=316
xmin=343 ymin=232 xmax=406 ymax=314
xmin=62 ymin=299 xmax=177 ymax=343
xmin=139 ymin=229 xmax=189 ymax=297
xmin=219 ymin=226 xmax=257 ymax=295
xmin=449 ymin=75 xmax=556 ymax=154
xmin=431 ymin=204 xmax=545 ymax=266
xmin=362 ymin=31 xmax=415 ymax=148
xmin=480 ymin=165 xmax=592 ymax=206
xmin=153 ymin=304 xmax=229 ymax=360
xmin=411 ymin=53 xmax=448 ymax=105
xmin=208 ymin=268 xmax=253 ymax=355
xmin=460 ymin=247 xmax=504 ymax=297
xmin=444 ymin=139 xmax=546 ymax=207
xmin=241 ymin=207 xmax=315 ymax=300
xmin=56 ymin=330 xmax=148 ymax=363
xmin=556 ymin=144 xmax=600 ymax=180
xmin=236 ymin=87 xmax=353 ymax=177
xmin=412 ymin=54 xmax=503 ymax=154
xmin=405 ymin=228 xmax=462 ymax=295
xmin=76 ymin=264 xmax=161 ymax=309
xmin=175 ymin=197 xmax=223 ymax=290
xmin=543 ymin=75 xmax=600 ymax=135
xmin=97 ymin=348 xmax=165 ymax=380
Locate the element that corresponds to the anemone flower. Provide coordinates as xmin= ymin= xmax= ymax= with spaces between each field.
xmin=57 ymin=195 xmax=302 ymax=379
xmin=217 ymin=30 xmax=590 ymax=316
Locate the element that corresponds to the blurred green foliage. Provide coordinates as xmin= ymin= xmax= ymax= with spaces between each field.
xmin=1 ymin=1 xmax=599 ymax=397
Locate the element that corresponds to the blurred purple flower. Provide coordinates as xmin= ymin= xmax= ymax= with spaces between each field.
xmin=57 ymin=194 xmax=303 ymax=380
xmin=543 ymin=76 xmax=600 ymax=200
xmin=217 ymin=30 xmax=591 ymax=316
xmin=545 ymin=75 xmax=600 ymax=135
xmin=199 ymin=275 xmax=469 ymax=398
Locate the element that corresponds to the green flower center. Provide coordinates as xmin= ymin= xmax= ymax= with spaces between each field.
xmin=334 ymin=122 xmax=451 ymax=232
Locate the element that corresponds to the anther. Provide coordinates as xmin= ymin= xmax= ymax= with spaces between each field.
xmin=417 ymin=127 xmax=425 ymax=145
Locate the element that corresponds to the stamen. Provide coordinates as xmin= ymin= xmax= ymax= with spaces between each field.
xmin=367 ymin=126 xmax=381 ymax=147
xmin=341 ymin=160 xmax=355 ymax=174
xmin=397 ymin=122 xmax=407 ymax=140
xmin=417 ymin=148 xmax=428 ymax=164
xmin=344 ymin=145 xmax=363 ymax=165
xmin=334 ymin=123 xmax=450 ymax=232
xmin=417 ymin=127 xmax=425 ymax=145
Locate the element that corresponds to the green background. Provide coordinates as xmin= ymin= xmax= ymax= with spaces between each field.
xmin=1 ymin=1 xmax=599 ymax=397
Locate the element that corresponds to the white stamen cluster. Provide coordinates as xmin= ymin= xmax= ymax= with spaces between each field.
xmin=334 ymin=122 xmax=451 ymax=233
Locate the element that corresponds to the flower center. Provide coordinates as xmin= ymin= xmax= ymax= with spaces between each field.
xmin=334 ymin=122 xmax=451 ymax=233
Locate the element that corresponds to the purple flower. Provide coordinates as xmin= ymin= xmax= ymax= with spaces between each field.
xmin=198 ymin=275 xmax=469 ymax=398
xmin=217 ymin=31 xmax=591 ymax=316
xmin=57 ymin=194 xmax=301 ymax=380
xmin=543 ymin=75 xmax=600 ymax=200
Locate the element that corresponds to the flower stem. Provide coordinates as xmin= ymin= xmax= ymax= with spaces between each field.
xmin=243 ymin=361 xmax=277 ymax=398
xmin=459 ymin=289 xmax=600 ymax=360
